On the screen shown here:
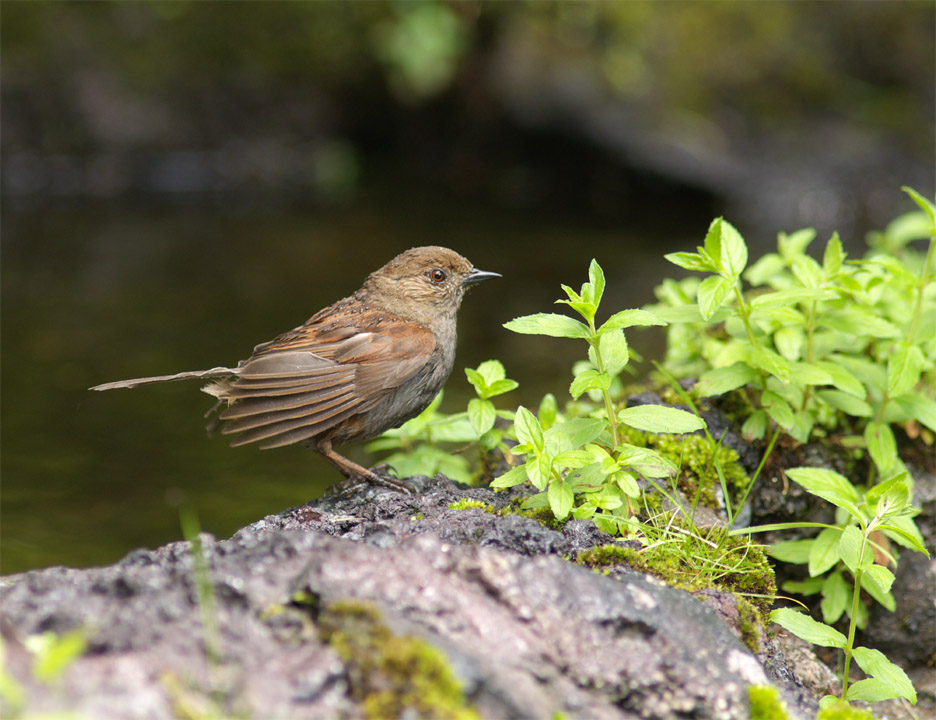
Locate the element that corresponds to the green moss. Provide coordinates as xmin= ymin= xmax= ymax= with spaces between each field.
xmin=736 ymin=595 xmax=764 ymax=653
xmin=448 ymin=498 xmax=489 ymax=511
xmin=817 ymin=699 xmax=874 ymax=720
xmin=577 ymin=544 xmax=648 ymax=572
xmin=318 ymin=600 xmax=479 ymax=720
xmin=618 ymin=426 xmax=750 ymax=508
xmin=748 ymin=685 xmax=790 ymax=720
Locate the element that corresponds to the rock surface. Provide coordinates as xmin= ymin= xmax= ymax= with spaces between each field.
xmin=1 ymin=475 xmax=827 ymax=720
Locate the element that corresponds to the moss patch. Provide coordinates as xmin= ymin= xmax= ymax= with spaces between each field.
xmin=318 ymin=600 xmax=479 ymax=720
xmin=817 ymin=699 xmax=874 ymax=720
xmin=748 ymin=685 xmax=790 ymax=720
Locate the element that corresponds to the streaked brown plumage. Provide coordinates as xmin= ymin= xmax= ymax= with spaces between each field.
xmin=91 ymin=246 xmax=499 ymax=492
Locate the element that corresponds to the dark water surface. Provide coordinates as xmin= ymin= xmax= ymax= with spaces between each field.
xmin=1 ymin=199 xmax=700 ymax=573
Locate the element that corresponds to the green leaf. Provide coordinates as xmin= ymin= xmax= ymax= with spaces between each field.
xmin=892 ymin=393 xmax=936 ymax=432
xmin=588 ymin=259 xmax=605 ymax=309
xmin=773 ymin=326 xmax=804 ymax=361
xmin=697 ymin=275 xmax=734 ymax=320
xmin=464 ymin=367 xmax=487 ymax=395
xmin=548 ymin=479 xmax=574 ymax=520
xmin=750 ymin=287 xmax=832 ymax=308
xmin=514 ymin=406 xmax=544 ymax=453
xmin=808 ymin=527 xmax=842 ymax=577
xmin=782 ymin=576 xmax=824 ymax=595
xmin=744 ymin=253 xmax=785 ymax=285
xmin=526 ymin=452 xmax=553 ymax=491
xmin=696 ymin=362 xmax=758 ymax=397
xmin=879 ymin=516 xmax=928 ymax=554
xmin=846 ymin=678 xmax=907 ymax=704
xmin=816 ymin=390 xmax=873 ymax=418
xmin=852 ymin=645 xmax=917 ymax=703
xmin=596 ymin=329 xmax=629 ymax=376
xmin=705 ymin=217 xmax=748 ymax=278
xmin=762 ymin=392 xmax=795 ymax=430
xmin=859 ymin=570 xmax=896 ymax=611
xmin=27 ymin=630 xmax=87 ymax=684
xmin=778 ymin=228 xmax=817 ymax=259
xmin=865 ymin=421 xmax=898 ymax=475
xmin=467 ymin=398 xmax=496 ymax=436
xmin=815 ymin=361 xmax=866 ymax=397
xmin=554 ymin=449 xmax=595 ymax=469
xmin=486 ymin=378 xmax=519 ymax=397
xmin=770 ymin=608 xmax=847 ymax=648
xmin=769 ymin=538 xmax=814 ymax=564
xmin=566 ymin=462 xmax=607 ymax=490
xmin=838 ymin=525 xmax=865 ymax=574
xmin=818 ymin=309 xmax=900 ymax=338
xmin=902 ymin=185 xmax=936 ymax=229
xmin=537 ymin=393 xmax=558 ymax=430
xmin=617 ymin=405 xmax=706 ymax=434
xmin=788 ymin=362 xmax=833 ymax=386
xmin=792 ymin=255 xmax=823 ymax=288
xmin=887 ymin=341 xmax=925 ymax=397
xmin=664 ymin=251 xmax=714 ymax=273
xmin=569 ymin=369 xmax=611 ymax=400
xmin=749 ymin=346 xmax=793 ymax=382
xmin=549 ymin=418 xmax=607 ymax=448
xmin=785 ymin=467 xmax=862 ymax=519
xmin=614 ymin=470 xmax=640 ymax=498
xmin=615 ymin=443 xmax=677 ymax=478
xmin=504 ymin=313 xmax=592 ymax=339
xmin=742 ymin=410 xmax=768 ymax=441
xmin=599 ymin=308 xmax=665 ymax=331
xmin=863 ymin=565 xmax=895 ymax=596
xmin=865 ymin=473 xmax=910 ymax=518
xmin=822 ymin=232 xmax=844 ymax=276
xmin=820 ymin=572 xmax=849 ymax=624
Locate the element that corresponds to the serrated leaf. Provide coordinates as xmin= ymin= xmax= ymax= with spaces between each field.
xmin=467 ymin=398 xmax=496 ymax=436
xmin=785 ymin=467 xmax=863 ymax=519
xmin=486 ymin=378 xmax=518 ymax=397
xmin=887 ymin=342 xmax=925 ymax=397
xmin=852 ymin=646 xmax=917 ymax=703
xmin=697 ymin=275 xmax=734 ymax=320
xmin=663 ymin=251 xmax=715 ymax=273
xmin=716 ymin=218 xmax=748 ymax=278
xmin=570 ymin=369 xmax=611 ymax=400
xmin=554 ymin=449 xmax=595 ymax=469
xmin=818 ymin=309 xmax=900 ymax=338
xmin=838 ymin=525 xmax=865 ymax=574
xmin=846 ymin=678 xmax=907 ymax=704
xmin=879 ymin=515 xmax=928 ymax=554
xmin=789 ymin=410 xmax=814 ymax=444
xmin=808 ymin=527 xmax=842 ymax=577
xmin=599 ymin=308 xmax=666 ymax=331
xmin=744 ymin=253 xmax=785 ymax=286
xmin=477 ymin=359 xmax=507 ymax=384
xmin=750 ymin=287 xmax=833 ymax=308
xmin=859 ymin=569 xmax=896 ymax=610
xmin=778 ymin=228 xmax=817 ymax=259
xmin=865 ymin=421 xmax=898 ymax=475
xmin=615 ymin=443 xmax=677 ymax=478
xmin=514 ymin=406 xmax=544 ymax=453
xmin=504 ymin=313 xmax=592 ymax=339
xmin=769 ymin=538 xmax=813 ymax=564
xmin=817 ymin=390 xmax=873 ymax=418
xmin=538 ymin=393 xmax=558 ymax=430
xmin=820 ymin=572 xmax=849 ymax=624
xmin=782 ymin=576 xmax=825 ymax=595
xmin=490 ymin=464 xmax=529 ymax=489
xmin=763 ymin=392 xmax=795 ymax=430
xmin=617 ymin=405 xmax=705 ymax=433
xmin=770 ymin=608 xmax=847 ymax=648
xmin=566 ymin=462 xmax=607 ymax=490
xmin=526 ymin=452 xmax=553 ymax=491
xmin=696 ymin=362 xmax=758 ymax=396
xmin=893 ymin=393 xmax=936 ymax=432
xmin=548 ymin=479 xmax=574 ymax=520
xmin=614 ymin=470 xmax=640 ymax=498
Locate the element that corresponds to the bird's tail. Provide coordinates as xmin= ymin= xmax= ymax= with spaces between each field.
xmin=90 ymin=367 xmax=237 ymax=391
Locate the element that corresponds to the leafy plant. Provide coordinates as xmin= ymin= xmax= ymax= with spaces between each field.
xmin=496 ymin=260 xmax=706 ymax=530
xmin=754 ymin=467 xmax=927 ymax=706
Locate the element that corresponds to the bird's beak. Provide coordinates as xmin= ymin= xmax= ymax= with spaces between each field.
xmin=463 ymin=268 xmax=502 ymax=286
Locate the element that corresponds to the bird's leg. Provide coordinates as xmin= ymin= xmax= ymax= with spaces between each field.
xmin=315 ymin=440 xmax=415 ymax=494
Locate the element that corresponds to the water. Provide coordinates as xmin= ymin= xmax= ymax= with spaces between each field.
xmin=1 ymin=197 xmax=706 ymax=573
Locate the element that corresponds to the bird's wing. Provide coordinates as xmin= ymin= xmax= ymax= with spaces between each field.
xmin=218 ymin=309 xmax=435 ymax=449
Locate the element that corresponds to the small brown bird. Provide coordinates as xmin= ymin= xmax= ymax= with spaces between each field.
xmin=91 ymin=246 xmax=499 ymax=493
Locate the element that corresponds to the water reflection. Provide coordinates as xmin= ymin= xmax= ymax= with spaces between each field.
xmin=1 ymin=199 xmax=702 ymax=573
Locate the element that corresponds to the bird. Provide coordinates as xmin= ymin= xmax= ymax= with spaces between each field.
xmin=91 ymin=246 xmax=500 ymax=493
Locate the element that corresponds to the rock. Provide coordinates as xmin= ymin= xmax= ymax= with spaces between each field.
xmin=0 ymin=476 xmax=819 ymax=720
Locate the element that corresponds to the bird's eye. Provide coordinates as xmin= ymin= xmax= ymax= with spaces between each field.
xmin=429 ymin=268 xmax=447 ymax=283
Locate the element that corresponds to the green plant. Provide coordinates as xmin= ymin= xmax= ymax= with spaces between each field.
xmin=0 ymin=628 xmax=86 ymax=719
xmin=742 ymin=466 xmax=927 ymax=707
xmin=369 ymin=361 xmax=519 ymax=485
xmin=494 ymin=260 xmax=705 ymax=530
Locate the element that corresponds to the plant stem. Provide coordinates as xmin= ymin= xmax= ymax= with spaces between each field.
xmin=588 ymin=319 xmax=620 ymax=448
xmin=841 ymin=529 xmax=869 ymax=701
xmin=733 ymin=284 xmax=760 ymax=349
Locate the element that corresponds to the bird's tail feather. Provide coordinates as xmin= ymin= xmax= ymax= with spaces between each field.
xmin=90 ymin=367 xmax=237 ymax=391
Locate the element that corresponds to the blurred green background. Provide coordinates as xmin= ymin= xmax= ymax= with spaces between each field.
xmin=2 ymin=1 xmax=933 ymax=574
